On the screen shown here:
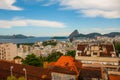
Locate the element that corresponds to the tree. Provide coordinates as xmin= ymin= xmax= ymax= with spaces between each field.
xmin=42 ymin=40 xmax=57 ymax=46
xmin=7 ymin=76 xmax=17 ymax=80
xmin=65 ymin=50 xmax=76 ymax=57
xmin=22 ymin=54 xmax=43 ymax=67
xmin=45 ymin=52 xmax=63 ymax=62
xmin=38 ymin=56 xmax=45 ymax=67
xmin=21 ymin=52 xmax=63 ymax=67
xmin=115 ymin=42 xmax=120 ymax=56
xmin=14 ymin=56 xmax=22 ymax=60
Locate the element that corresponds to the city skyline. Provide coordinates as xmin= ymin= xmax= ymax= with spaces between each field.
xmin=0 ymin=0 xmax=120 ymax=37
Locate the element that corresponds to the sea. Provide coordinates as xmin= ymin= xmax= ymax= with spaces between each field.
xmin=0 ymin=37 xmax=68 ymax=44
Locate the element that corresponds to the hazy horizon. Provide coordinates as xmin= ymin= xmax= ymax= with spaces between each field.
xmin=0 ymin=31 xmax=120 ymax=37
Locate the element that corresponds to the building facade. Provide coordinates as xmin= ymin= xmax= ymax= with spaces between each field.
xmin=0 ymin=43 xmax=17 ymax=61
xmin=75 ymin=42 xmax=120 ymax=71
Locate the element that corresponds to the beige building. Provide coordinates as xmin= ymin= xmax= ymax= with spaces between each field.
xmin=17 ymin=45 xmax=30 ymax=58
xmin=75 ymin=42 xmax=120 ymax=71
xmin=0 ymin=43 xmax=17 ymax=61
xmin=31 ymin=47 xmax=42 ymax=56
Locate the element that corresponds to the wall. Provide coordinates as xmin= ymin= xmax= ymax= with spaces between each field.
xmin=51 ymin=72 xmax=76 ymax=80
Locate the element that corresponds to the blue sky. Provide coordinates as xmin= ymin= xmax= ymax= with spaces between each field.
xmin=0 ymin=0 xmax=120 ymax=37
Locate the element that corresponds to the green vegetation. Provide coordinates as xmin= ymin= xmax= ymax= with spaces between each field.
xmin=18 ymin=77 xmax=25 ymax=80
xmin=14 ymin=56 xmax=22 ymax=60
xmin=21 ymin=52 xmax=63 ymax=67
xmin=21 ymin=50 xmax=76 ymax=67
xmin=7 ymin=76 xmax=25 ymax=80
xmin=0 ymin=34 xmax=34 ymax=39
xmin=42 ymin=40 xmax=57 ymax=46
xmin=45 ymin=52 xmax=63 ymax=62
xmin=115 ymin=42 xmax=120 ymax=56
xmin=7 ymin=76 xmax=17 ymax=80
xmin=51 ymin=36 xmax=67 ymax=39
xmin=65 ymin=50 xmax=76 ymax=57
xmin=22 ymin=54 xmax=43 ymax=67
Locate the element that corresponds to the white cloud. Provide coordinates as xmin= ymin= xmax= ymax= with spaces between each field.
xmin=0 ymin=19 xmax=65 ymax=28
xmin=50 ymin=32 xmax=70 ymax=36
xmin=92 ymin=27 xmax=120 ymax=33
xmin=0 ymin=0 xmax=22 ymax=10
xmin=81 ymin=9 xmax=120 ymax=18
xmin=12 ymin=16 xmax=25 ymax=20
xmin=77 ymin=27 xmax=120 ymax=34
xmin=47 ymin=0 xmax=120 ymax=18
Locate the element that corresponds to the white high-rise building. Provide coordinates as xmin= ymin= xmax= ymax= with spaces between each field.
xmin=0 ymin=43 xmax=17 ymax=61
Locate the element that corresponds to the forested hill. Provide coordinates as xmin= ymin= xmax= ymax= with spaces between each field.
xmin=0 ymin=34 xmax=34 ymax=39
xmin=69 ymin=30 xmax=120 ymax=38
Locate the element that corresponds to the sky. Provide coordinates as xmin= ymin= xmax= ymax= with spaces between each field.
xmin=0 ymin=0 xmax=120 ymax=37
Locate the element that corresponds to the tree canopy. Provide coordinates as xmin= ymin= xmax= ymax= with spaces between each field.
xmin=115 ymin=42 xmax=120 ymax=56
xmin=21 ymin=50 xmax=76 ymax=67
xmin=45 ymin=52 xmax=63 ymax=62
xmin=42 ymin=40 xmax=57 ymax=46
xmin=14 ymin=56 xmax=22 ymax=60
xmin=65 ymin=50 xmax=76 ymax=57
xmin=22 ymin=54 xmax=43 ymax=67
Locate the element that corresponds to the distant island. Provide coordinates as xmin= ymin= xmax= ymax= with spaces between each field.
xmin=51 ymin=36 xmax=67 ymax=39
xmin=0 ymin=34 xmax=34 ymax=39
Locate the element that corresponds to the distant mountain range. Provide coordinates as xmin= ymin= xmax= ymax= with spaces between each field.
xmin=77 ymin=32 xmax=120 ymax=38
xmin=0 ymin=31 xmax=120 ymax=39
xmin=69 ymin=30 xmax=120 ymax=38
xmin=0 ymin=34 xmax=34 ymax=39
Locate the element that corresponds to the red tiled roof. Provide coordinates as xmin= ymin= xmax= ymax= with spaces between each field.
xmin=0 ymin=60 xmax=77 ymax=80
xmin=100 ymin=44 xmax=114 ymax=57
xmin=79 ymin=66 xmax=102 ymax=78
xmin=48 ymin=56 xmax=82 ymax=74
xmin=49 ymin=66 xmax=77 ymax=75
xmin=0 ymin=60 xmax=51 ymax=80
xmin=48 ymin=62 xmax=55 ymax=66
xmin=109 ymin=74 xmax=120 ymax=80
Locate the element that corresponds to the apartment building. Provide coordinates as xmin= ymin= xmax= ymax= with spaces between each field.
xmin=17 ymin=44 xmax=33 ymax=58
xmin=0 ymin=43 xmax=17 ymax=61
xmin=79 ymin=63 xmax=108 ymax=80
xmin=75 ymin=42 xmax=120 ymax=71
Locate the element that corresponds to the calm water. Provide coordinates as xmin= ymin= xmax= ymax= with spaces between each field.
xmin=0 ymin=37 xmax=67 ymax=43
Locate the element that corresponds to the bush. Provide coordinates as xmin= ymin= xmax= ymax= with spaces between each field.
xmin=7 ymin=76 xmax=17 ymax=80
xmin=18 ymin=77 xmax=25 ymax=80
xmin=65 ymin=50 xmax=76 ymax=57
xmin=7 ymin=76 xmax=25 ymax=80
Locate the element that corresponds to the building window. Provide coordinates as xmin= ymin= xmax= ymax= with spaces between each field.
xmin=93 ymin=52 xmax=97 ymax=55
xmin=78 ymin=53 xmax=81 ymax=56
